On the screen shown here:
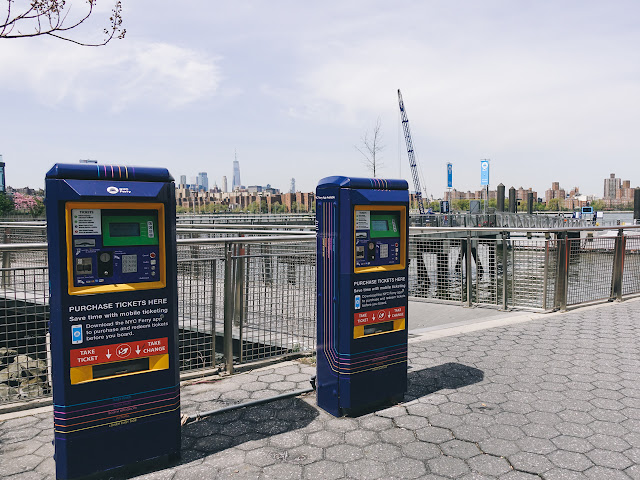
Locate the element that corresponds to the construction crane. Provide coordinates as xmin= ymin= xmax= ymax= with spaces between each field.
xmin=397 ymin=89 xmax=426 ymax=215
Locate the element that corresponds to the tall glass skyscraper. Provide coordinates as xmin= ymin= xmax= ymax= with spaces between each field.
xmin=232 ymin=160 xmax=241 ymax=191
xmin=0 ymin=154 xmax=5 ymax=192
xmin=196 ymin=172 xmax=209 ymax=191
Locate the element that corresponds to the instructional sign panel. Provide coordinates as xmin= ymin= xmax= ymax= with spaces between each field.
xmin=355 ymin=210 xmax=370 ymax=229
xmin=72 ymin=209 xmax=101 ymax=235
xmin=352 ymin=275 xmax=406 ymax=310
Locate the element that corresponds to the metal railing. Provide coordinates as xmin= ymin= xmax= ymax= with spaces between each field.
xmin=0 ymin=223 xmax=47 ymax=244
xmin=177 ymin=213 xmax=315 ymax=225
xmin=409 ymin=225 xmax=640 ymax=311
xmin=0 ymin=235 xmax=316 ymax=405
xmin=410 ymin=212 xmax=590 ymax=228
xmin=3 ymin=225 xmax=640 ymax=405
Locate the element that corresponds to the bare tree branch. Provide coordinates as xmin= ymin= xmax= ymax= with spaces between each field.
xmin=1 ymin=0 xmax=125 ymax=46
xmin=355 ymin=117 xmax=385 ymax=177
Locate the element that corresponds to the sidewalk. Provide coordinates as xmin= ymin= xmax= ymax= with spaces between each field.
xmin=2 ymin=298 xmax=640 ymax=479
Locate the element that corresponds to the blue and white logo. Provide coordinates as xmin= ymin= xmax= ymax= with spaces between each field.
xmin=447 ymin=163 xmax=453 ymax=188
xmin=480 ymin=160 xmax=490 ymax=186
xmin=71 ymin=324 xmax=83 ymax=345
xmin=355 ymin=295 xmax=361 ymax=310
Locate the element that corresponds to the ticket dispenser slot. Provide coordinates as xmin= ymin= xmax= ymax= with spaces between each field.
xmin=46 ymin=163 xmax=180 ymax=480
xmin=316 ymin=176 xmax=409 ymax=418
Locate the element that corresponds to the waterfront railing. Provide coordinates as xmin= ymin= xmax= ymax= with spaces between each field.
xmin=2 ymin=226 xmax=640 ymax=405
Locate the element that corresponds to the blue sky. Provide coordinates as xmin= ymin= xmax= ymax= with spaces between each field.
xmin=1 ymin=0 xmax=639 ymax=198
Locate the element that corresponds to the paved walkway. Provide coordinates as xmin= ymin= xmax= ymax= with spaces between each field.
xmin=2 ymin=298 xmax=640 ymax=479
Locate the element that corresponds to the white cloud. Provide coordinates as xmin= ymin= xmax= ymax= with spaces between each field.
xmin=0 ymin=39 xmax=221 ymax=111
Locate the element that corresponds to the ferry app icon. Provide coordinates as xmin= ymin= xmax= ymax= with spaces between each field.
xmin=71 ymin=325 xmax=83 ymax=345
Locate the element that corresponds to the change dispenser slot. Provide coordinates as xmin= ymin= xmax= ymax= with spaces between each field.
xmin=364 ymin=322 xmax=394 ymax=336
xmin=354 ymin=319 xmax=406 ymax=339
xmin=93 ymin=358 xmax=149 ymax=379
xmin=69 ymin=353 xmax=169 ymax=385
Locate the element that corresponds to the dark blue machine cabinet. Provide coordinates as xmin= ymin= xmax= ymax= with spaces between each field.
xmin=45 ymin=164 xmax=180 ymax=479
xmin=316 ymin=176 xmax=409 ymax=417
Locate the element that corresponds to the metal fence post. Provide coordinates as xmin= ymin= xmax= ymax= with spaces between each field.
xmin=223 ymin=244 xmax=234 ymax=374
xmin=542 ymin=237 xmax=549 ymax=311
xmin=555 ymin=234 xmax=568 ymax=311
xmin=1 ymin=228 xmax=11 ymax=287
xmin=1 ymin=249 xmax=11 ymax=287
xmin=239 ymin=246 xmax=248 ymax=363
xmin=210 ymin=259 xmax=217 ymax=367
xmin=610 ymin=228 xmax=625 ymax=302
xmin=465 ymin=233 xmax=472 ymax=307
xmin=501 ymin=232 xmax=508 ymax=310
xmin=233 ymin=238 xmax=246 ymax=329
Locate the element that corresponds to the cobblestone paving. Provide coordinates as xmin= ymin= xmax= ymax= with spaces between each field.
xmin=2 ymin=299 xmax=640 ymax=479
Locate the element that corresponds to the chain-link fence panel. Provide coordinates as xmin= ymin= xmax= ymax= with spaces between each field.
xmin=566 ymin=236 xmax=615 ymax=305
xmin=622 ymin=235 xmax=640 ymax=296
xmin=177 ymin=258 xmax=221 ymax=373
xmin=0 ymin=265 xmax=50 ymax=404
xmin=409 ymin=236 xmax=464 ymax=303
xmin=236 ymin=241 xmax=316 ymax=363
xmin=509 ymin=238 xmax=551 ymax=310
xmin=473 ymin=239 xmax=499 ymax=306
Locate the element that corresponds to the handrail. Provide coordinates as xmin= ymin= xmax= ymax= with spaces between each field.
xmin=410 ymin=225 xmax=640 ymax=234
xmin=0 ymin=222 xmax=46 ymax=228
xmin=176 ymin=223 xmax=314 ymax=230
xmin=5 ymin=226 xmax=640 ymax=252
xmin=0 ymin=243 xmax=48 ymax=251
xmin=177 ymin=235 xmax=316 ymax=245
xmin=0 ymin=235 xmax=316 ymax=252
xmin=176 ymin=228 xmax=312 ymax=235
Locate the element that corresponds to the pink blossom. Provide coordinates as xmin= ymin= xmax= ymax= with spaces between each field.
xmin=12 ymin=192 xmax=40 ymax=212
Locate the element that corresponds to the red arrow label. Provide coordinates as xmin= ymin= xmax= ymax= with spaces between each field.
xmin=70 ymin=337 xmax=169 ymax=367
xmin=354 ymin=306 xmax=405 ymax=326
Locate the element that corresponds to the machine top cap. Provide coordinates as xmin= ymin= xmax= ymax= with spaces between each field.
xmin=46 ymin=163 xmax=173 ymax=182
xmin=317 ymin=176 xmax=408 ymax=191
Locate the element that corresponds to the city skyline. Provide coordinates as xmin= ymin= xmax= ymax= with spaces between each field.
xmin=0 ymin=1 xmax=638 ymax=194
xmin=1 ymin=155 xmax=638 ymax=204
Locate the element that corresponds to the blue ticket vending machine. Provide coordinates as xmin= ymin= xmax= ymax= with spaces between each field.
xmin=45 ymin=164 xmax=180 ymax=479
xmin=316 ymin=176 xmax=409 ymax=417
